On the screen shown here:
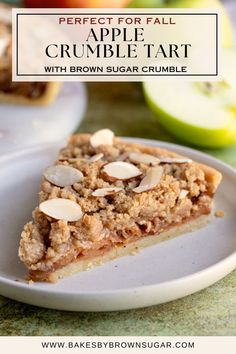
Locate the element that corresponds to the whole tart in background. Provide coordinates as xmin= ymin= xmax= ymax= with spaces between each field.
xmin=0 ymin=2 xmax=61 ymax=106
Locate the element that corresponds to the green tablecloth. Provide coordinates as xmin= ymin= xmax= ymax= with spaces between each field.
xmin=0 ymin=83 xmax=236 ymax=336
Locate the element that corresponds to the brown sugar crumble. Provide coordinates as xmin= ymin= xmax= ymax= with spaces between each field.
xmin=215 ymin=209 xmax=225 ymax=218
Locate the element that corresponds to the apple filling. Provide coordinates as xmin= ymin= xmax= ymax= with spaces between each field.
xmin=19 ymin=130 xmax=222 ymax=282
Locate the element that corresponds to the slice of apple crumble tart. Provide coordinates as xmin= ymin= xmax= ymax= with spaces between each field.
xmin=19 ymin=129 xmax=222 ymax=282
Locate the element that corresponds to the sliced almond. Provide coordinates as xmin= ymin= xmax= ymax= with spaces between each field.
xmin=179 ymin=189 xmax=189 ymax=199
xmin=129 ymin=152 xmax=160 ymax=166
xmin=133 ymin=166 xmax=163 ymax=193
xmin=39 ymin=198 xmax=83 ymax=222
xmin=90 ymin=129 xmax=114 ymax=148
xmin=103 ymin=161 xmax=142 ymax=180
xmin=44 ymin=165 xmax=83 ymax=187
xmin=215 ymin=209 xmax=225 ymax=218
xmin=159 ymin=157 xmax=192 ymax=164
xmin=92 ymin=187 xmax=123 ymax=197
xmin=89 ymin=153 xmax=104 ymax=163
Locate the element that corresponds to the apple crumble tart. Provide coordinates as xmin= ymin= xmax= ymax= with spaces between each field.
xmin=0 ymin=3 xmax=60 ymax=105
xmin=19 ymin=129 xmax=222 ymax=282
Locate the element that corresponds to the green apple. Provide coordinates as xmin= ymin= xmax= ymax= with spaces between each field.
xmin=128 ymin=0 xmax=234 ymax=48
xmin=128 ymin=0 xmax=163 ymax=7
xmin=143 ymin=48 xmax=236 ymax=148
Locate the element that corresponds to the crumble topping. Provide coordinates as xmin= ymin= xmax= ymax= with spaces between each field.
xmin=215 ymin=209 xmax=225 ymax=218
xmin=19 ymin=130 xmax=222 ymax=277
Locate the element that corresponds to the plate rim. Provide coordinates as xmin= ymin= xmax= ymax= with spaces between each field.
xmin=0 ymin=138 xmax=236 ymax=310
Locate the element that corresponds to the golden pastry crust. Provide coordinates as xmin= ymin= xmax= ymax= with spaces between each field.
xmin=0 ymin=82 xmax=61 ymax=106
xmin=19 ymin=133 xmax=222 ymax=282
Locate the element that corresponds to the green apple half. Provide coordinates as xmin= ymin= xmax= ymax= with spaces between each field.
xmin=128 ymin=0 xmax=234 ymax=48
xmin=143 ymin=49 xmax=236 ymax=148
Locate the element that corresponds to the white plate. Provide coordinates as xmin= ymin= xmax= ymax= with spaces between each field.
xmin=0 ymin=82 xmax=87 ymax=155
xmin=0 ymin=138 xmax=236 ymax=312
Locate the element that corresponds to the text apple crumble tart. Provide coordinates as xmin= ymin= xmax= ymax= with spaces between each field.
xmin=0 ymin=3 xmax=60 ymax=105
xmin=19 ymin=129 xmax=222 ymax=282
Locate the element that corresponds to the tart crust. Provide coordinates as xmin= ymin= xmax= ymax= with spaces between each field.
xmin=19 ymin=132 xmax=222 ymax=282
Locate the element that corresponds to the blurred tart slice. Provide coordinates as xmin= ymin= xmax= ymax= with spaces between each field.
xmin=0 ymin=3 xmax=61 ymax=106
xmin=18 ymin=129 xmax=222 ymax=282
